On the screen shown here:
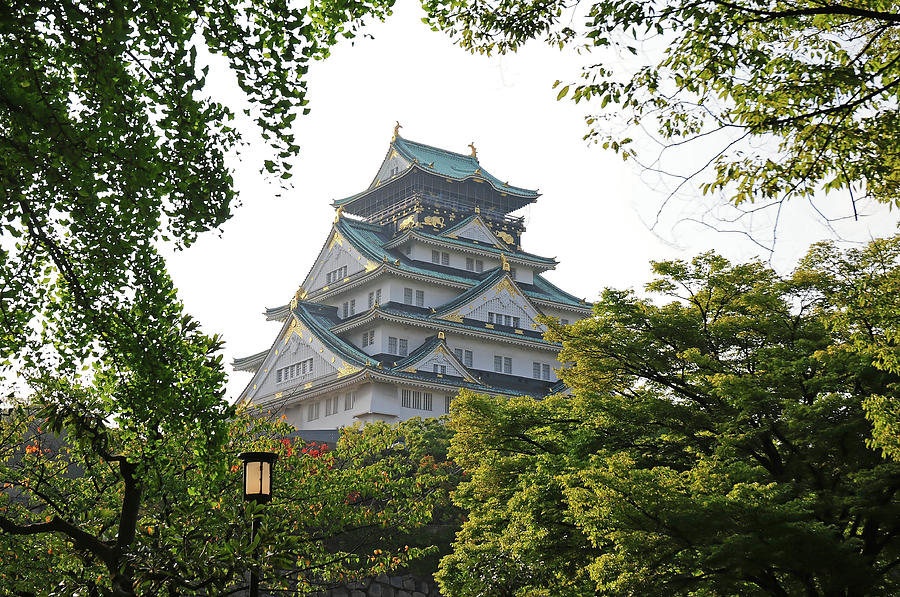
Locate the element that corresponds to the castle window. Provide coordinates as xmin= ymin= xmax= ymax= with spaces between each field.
xmin=368 ymin=289 xmax=381 ymax=308
xmin=455 ymin=348 xmax=473 ymax=367
xmin=433 ymin=364 xmax=447 ymax=375
xmin=401 ymin=389 xmax=432 ymax=411
xmin=307 ymin=402 xmax=320 ymax=421
xmin=350 ymin=299 xmax=356 ymax=315
xmin=495 ymin=356 xmax=512 ymax=374
xmin=361 ymin=330 xmax=374 ymax=348
xmin=432 ymin=250 xmax=450 ymax=265
xmin=388 ymin=336 xmax=397 ymax=354
xmin=476 ymin=260 xmax=483 ymax=272
xmin=399 ymin=339 xmax=408 ymax=357
xmin=325 ymin=265 xmax=348 ymax=285
xmin=444 ymin=395 xmax=453 ymax=414
xmin=533 ymin=362 xmax=552 ymax=380
xmin=403 ymin=287 xmax=413 ymax=304
xmin=344 ymin=392 xmax=356 ymax=410
xmin=276 ymin=358 xmax=314 ymax=384
xmin=415 ymin=290 xmax=424 ymax=307
xmin=342 ymin=302 xmax=349 ymax=318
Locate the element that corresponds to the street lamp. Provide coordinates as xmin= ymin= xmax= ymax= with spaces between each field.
xmin=239 ymin=451 xmax=278 ymax=597
xmin=239 ymin=451 xmax=278 ymax=504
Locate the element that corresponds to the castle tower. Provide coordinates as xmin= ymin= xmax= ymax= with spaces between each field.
xmin=233 ymin=131 xmax=591 ymax=430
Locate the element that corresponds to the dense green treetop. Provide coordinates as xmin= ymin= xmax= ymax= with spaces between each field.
xmin=0 ymin=0 xmax=394 ymax=372
xmin=439 ymin=239 xmax=900 ymax=596
xmin=422 ymin=0 xmax=900 ymax=211
xmin=0 ymin=408 xmax=454 ymax=595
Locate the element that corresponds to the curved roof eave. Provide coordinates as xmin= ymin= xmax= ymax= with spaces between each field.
xmin=333 ymin=163 xmax=539 ymax=208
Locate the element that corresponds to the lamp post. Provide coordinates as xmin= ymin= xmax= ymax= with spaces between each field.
xmin=239 ymin=451 xmax=278 ymax=597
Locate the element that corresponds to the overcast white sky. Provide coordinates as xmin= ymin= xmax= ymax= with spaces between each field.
xmin=164 ymin=0 xmax=899 ymax=401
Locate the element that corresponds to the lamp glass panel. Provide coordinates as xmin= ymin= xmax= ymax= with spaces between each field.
xmin=244 ymin=461 xmax=271 ymax=496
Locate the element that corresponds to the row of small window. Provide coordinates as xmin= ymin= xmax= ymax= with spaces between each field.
xmin=307 ymin=392 xmax=356 ymax=421
xmin=453 ymin=348 xmax=474 ymax=367
xmin=276 ymin=358 xmax=314 ymax=383
xmin=401 ymin=389 xmax=453 ymax=413
xmin=466 ymin=258 xmax=484 ymax=272
xmin=325 ymin=266 xmax=348 ymax=285
xmin=494 ymin=356 xmax=513 ymax=374
xmin=533 ymin=362 xmax=553 ymax=381
xmin=403 ymin=287 xmax=425 ymax=307
xmin=388 ymin=336 xmax=409 ymax=356
xmin=488 ymin=312 xmax=521 ymax=328
xmin=361 ymin=330 xmax=375 ymax=348
xmin=368 ymin=289 xmax=382 ymax=308
xmin=362 ymin=332 xmax=411 ymax=356
xmin=432 ymin=250 xmax=512 ymax=277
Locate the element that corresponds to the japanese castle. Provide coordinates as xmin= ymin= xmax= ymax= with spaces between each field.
xmin=233 ymin=128 xmax=591 ymax=430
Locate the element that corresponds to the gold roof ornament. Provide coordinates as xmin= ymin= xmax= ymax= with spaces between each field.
xmin=475 ymin=206 xmax=480 ymax=214
xmin=334 ymin=205 xmax=344 ymax=223
xmin=468 ymin=142 xmax=477 ymax=158
xmin=501 ymin=254 xmax=510 ymax=271
xmin=393 ymin=121 xmax=402 ymax=141
xmin=438 ymin=331 xmax=445 ymax=340
xmin=290 ymin=286 xmax=306 ymax=310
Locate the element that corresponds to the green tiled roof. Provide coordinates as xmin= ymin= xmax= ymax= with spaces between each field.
xmin=335 ymin=217 xmax=588 ymax=309
xmin=337 ymin=218 xmax=477 ymax=285
xmin=292 ymin=301 xmax=373 ymax=367
xmin=378 ymin=367 xmax=522 ymax=395
xmin=413 ymin=228 xmax=557 ymax=265
xmin=433 ymin=268 xmax=509 ymax=317
xmin=530 ymin=274 xmax=590 ymax=309
xmin=441 ymin=214 xmax=480 ymax=236
xmin=291 ymin=305 xmax=548 ymax=396
xmin=375 ymin=303 xmax=552 ymax=345
xmin=392 ymin=137 xmax=538 ymax=199
xmin=391 ymin=334 xmax=443 ymax=370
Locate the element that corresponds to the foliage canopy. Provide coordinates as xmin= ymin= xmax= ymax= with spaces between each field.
xmin=439 ymin=239 xmax=900 ymax=596
xmin=0 ymin=410 xmax=454 ymax=595
xmin=423 ymin=0 xmax=900 ymax=218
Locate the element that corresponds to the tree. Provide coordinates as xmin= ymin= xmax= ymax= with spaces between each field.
xmin=422 ymin=0 xmax=900 ymax=240
xmin=801 ymin=237 xmax=900 ymax=461
xmin=439 ymin=241 xmax=900 ymax=596
xmin=2 ymin=0 xmax=395 ymax=371
xmin=0 ymin=405 xmax=455 ymax=595
xmin=0 ymin=1 xmax=422 ymax=594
